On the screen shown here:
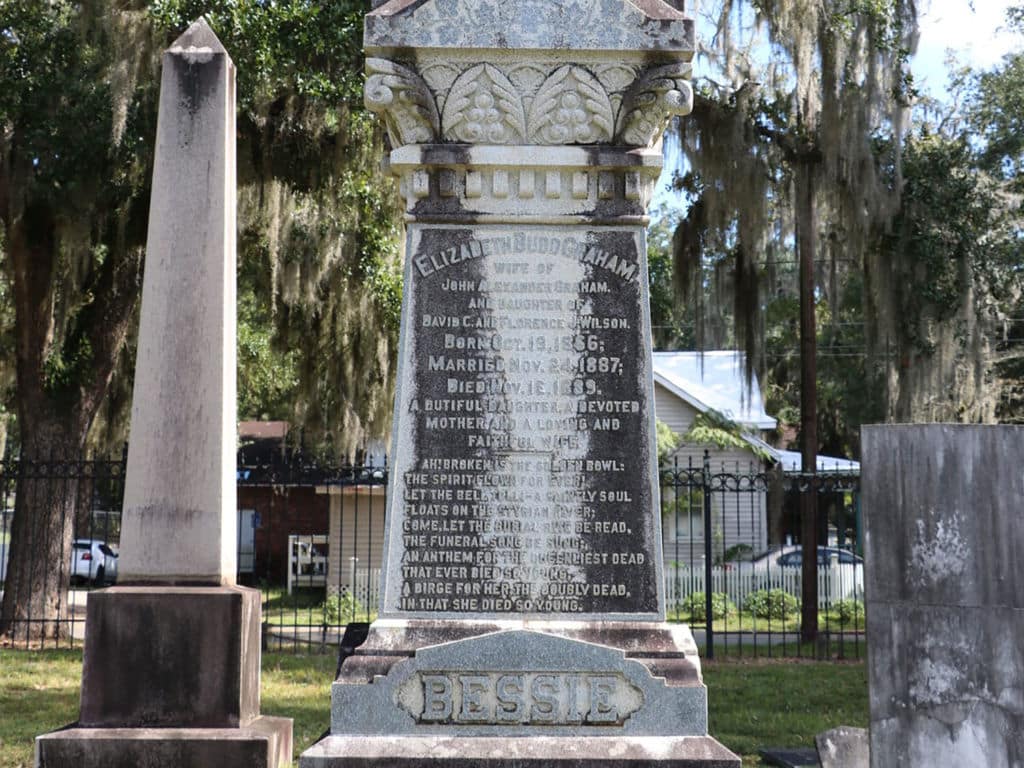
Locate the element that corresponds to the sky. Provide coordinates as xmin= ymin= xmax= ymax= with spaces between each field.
xmin=914 ymin=0 xmax=1021 ymax=89
xmin=653 ymin=0 xmax=1022 ymax=213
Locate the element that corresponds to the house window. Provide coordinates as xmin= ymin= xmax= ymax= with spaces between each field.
xmin=661 ymin=486 xmax=705 ymax=540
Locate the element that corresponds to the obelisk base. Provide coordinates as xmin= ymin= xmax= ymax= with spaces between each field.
xmin=35 ymin=587 xmax=292 ymax=768
xmin=300 ymin=621 xmax=739 ymax=768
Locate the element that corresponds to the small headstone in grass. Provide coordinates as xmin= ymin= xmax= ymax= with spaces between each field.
xmin=758 ymin=746 xmax=820 ymax=768
xmin=815 ymin=726 xmax=868 ymax=768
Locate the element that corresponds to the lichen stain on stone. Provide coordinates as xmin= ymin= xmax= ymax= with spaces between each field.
xmin=908 ymin=657 xmax=967 ymax=707
xmin=909 ymin=513 xmax=969 ymax=586
xmin=169 ymin=54 xmax=223 ymax=117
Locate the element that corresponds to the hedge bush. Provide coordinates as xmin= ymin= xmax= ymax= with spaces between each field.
xmin=677 ymin=591 xmax=735 ymax=621
xmin=744 ymin=589 xmax=799 ymax=620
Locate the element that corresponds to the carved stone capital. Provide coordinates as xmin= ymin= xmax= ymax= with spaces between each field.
xmin=364 ymin=58 xmax=692 ymax=150
xmin=364 ymin=58 xmax=440 ymax=146
xmin=615 ymin=62 xmax=694 ymax=147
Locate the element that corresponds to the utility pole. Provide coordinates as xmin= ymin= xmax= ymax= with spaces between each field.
xmin=796 ymin=156 xmax=819 ymax=646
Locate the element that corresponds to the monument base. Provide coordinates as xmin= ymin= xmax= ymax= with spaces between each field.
xmin=300 ymin=620 xmax=740 ymax=768
xmin=36 ymin=586 xmax=293 ymax=768
xmin=36 ymin=716 xmax=293 ymax=768
xmin=301 ymin=734 xmax=739 ymax=767
xmin=337 ymin=618 xmax=706 ymax=686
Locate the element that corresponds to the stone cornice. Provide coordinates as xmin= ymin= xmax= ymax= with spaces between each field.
xmin=365 ymin=0 xmax=693 ymax=52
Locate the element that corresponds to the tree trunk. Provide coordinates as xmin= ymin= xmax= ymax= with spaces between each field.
xmin=0 ymin=197 xmax=141 ymax=642
xmin=796 ymin=159 xmax=819 ymax=646
xmin=0 ymin=418 xmax=85 ymax=642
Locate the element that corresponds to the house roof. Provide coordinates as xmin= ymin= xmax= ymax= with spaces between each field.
xmin=742 ymin=434 xmax=861 ymax=476
xmin=238 ymin=421 xmax=290 ymax=440
xmin=652 ymin=351 xmax=777 ymax=431
xmin=771 ymin=449 xmax=861 ymax=475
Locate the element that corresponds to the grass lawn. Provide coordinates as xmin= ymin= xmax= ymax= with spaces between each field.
xmin=0 ymin=648 xmax=867 ymax=768
xmin=261 ymin=587 xmax=377 ymax=627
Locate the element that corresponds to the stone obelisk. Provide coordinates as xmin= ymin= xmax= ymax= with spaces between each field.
xmin=301 ymin=1 xmax=739 ymax=765
xmin=36 ymin=20 xmax=291 ymax=767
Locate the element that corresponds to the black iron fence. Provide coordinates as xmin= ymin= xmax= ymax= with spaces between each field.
xmin=661 ymin=454 xmax=863 ymax=660
xmin=0 ymin=453 xmax=861 ymax=658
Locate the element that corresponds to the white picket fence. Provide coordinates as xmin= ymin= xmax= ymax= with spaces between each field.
xmin=332 ymin=564 xmax=383 ymax=610
xmin=664 ymin=561 xmax=864 ymax=610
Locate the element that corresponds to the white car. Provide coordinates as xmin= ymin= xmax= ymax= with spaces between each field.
xmin=71 ymin=539 xmax=118 ymax=585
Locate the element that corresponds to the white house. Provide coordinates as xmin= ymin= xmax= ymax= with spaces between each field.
xmin=653 ymin=350 xmax=860 ymax=571
xmin=653 ymin=351 xmax=777 ymax=567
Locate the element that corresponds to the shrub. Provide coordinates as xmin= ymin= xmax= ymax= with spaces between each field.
xmin=677 ymin=591 xmax=734 ymax=621
xmin=744 ymin=589 xmax=799 ymax=620
xmin=322 ymin=591 xmax=365 ymax=625
xmin=721 ymin=543 xmax=754 ymax=563
xmin=833 ymin=599 xmax=865 ymax=624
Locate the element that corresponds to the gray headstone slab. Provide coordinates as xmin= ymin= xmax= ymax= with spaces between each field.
xmin=331 ymin=630 xmax=706 ymax=737
xmin=381 ymin=225 xmax=663 ymax=621
xmin=816 ymin=727 xmax=868 ymax=768
xmin=863 ymin=425 xmax=1024 ymax=767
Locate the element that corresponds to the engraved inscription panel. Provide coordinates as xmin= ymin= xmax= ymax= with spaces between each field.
xmin=384 ymin=225 xmax=661 ymax=618
xmin=396 ymin=671 xmax=644 ymax=726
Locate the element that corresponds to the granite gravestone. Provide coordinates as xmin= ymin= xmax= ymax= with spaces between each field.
xmin=35 ymin=20 xmax=291 ymax=768
xmin=301 ymin=2 xmax=739 ymax=766
xmin=863 ymin=425 xmax=1024 ymax=767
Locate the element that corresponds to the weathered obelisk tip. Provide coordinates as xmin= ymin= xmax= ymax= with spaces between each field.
xmin=170 ymin=17 xmax=227 ymax=53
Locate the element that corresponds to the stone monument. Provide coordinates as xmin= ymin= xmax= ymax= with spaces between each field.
xmin=301 ymin=1 xmax=739 ymax=765
xmin=863 ymin=424 xmax=1024 ymax=766
xmin=35 ymin=20 xmax=292 ymax=767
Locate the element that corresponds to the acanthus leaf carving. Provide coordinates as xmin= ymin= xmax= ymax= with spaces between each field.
xmin=615 ymin=62 xmax=693 ymax=147
xmin=527 ymin=66 xmax=614 ymax=145
xmin=442 ymin=64 xmax=527 ymax=144
xmin=364 ymin=58 xmax=440 ymax=146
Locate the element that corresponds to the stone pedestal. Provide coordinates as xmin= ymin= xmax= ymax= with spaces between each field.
xmin=36 ymin=719 xmax=292 ymax=768
xmin=38 ymin=587 xmax=292 ymax=767
xmin=302 ymin=1 xmax=737 ymax=766
xmin=79 ymin=588 xmax=261 ymax=728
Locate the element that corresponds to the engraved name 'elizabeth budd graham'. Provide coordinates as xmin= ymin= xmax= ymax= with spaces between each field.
xmin=384 ymin=225 xmax=659 ymax=618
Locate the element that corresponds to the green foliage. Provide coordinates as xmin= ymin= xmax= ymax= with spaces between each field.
xmin=683 ymin=410 xmax=771 ymax=460
xmin=677 ymin=591 xmax=734 ymax=622
xmin=833 ymin=599 xmax=865 ymax=624
xmin=744 ymin=589 xmax=800 ymax=620
xmin=721 ymin=543 xmax=754 ymax=563
xmin=647 ymin=211 xmax=695 ymax=349
xmin=237 ymin=290 xmax=299 ymax=421
xmin=656 ymin=419 xmax=681 ymax=464
xmin=971 ymin=49 xmax=1024 ymax=190
xmin=321 ymin=591 xmax=365 ymax=626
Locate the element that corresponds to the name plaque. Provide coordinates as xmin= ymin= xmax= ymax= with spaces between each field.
xmin=383 ymin=224 xmax=661 ymax=618
xmin=396 ymin=671 xmax=644 ymax=726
